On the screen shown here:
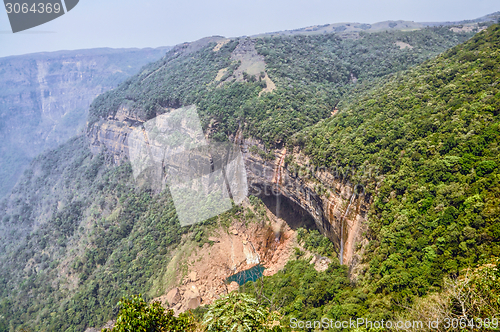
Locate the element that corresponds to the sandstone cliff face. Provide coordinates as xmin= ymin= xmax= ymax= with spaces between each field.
xmin=87 ymin=120 xmax=134 ymax=164
xmin=87 ymin=114 xmax=369 ymax=271
xmin=241 ymin=139 xmax=370 ymax=270
xmin=0 ymin=47 xmax=170 ymax=198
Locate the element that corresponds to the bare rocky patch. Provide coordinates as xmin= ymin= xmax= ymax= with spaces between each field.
xmin=395 ymin=41 xmax=414 ymax=49
xmin=153 ymin=201 xmax=296 ymax=314
xmin=214 ymin=67 xmax=228 ymax=81
xmin=213 ymin=38 xmax=276 ymax=95
xmin=213 ymin=39 xmax=230 ymax=52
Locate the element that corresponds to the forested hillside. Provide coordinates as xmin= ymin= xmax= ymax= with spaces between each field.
xmin=0 ymin=136 xmax=217 ymax=330
xmin=282 ymin=23 xmax=500 ymax=318
xmin=0 ymin=20 xmax=498 ymax=332
xmin=88 ymin=27 xmax=473 ymax=145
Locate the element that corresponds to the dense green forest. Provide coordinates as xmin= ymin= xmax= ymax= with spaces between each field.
xmin=0 ymin=21 xmax=499 ymax=331
xmin=290 ymin=23 xmax=500 ymax=317
xmin=229 ymin=24 xmax=500 ymax=330
xmin=87 ymin=27 xmax=473 ymax=145
xmin=0 ymin=136 xmax=233 ymax=330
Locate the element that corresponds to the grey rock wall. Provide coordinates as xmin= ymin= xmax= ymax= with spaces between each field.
xmin=0 ymin=46 xmax=170 ymax=198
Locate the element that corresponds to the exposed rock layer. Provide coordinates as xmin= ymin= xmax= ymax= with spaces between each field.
xmin=88 ymin=116 xmax=369 ymax=270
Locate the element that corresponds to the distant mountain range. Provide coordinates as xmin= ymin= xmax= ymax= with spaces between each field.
xmin=252 ymin=11 xmax=500 ymax=38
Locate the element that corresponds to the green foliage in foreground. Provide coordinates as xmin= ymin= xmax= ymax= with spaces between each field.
xmin=203 ymin=292 xmax=281 ymax=332
xmin=240 ymin=259 xmax=374 ymax=329
xmin=297 ymin=24 xmax=500 ymax=307
xmin=73 ymin=256 xmax=500 ymax=332
xmin=398 ymin=258 xmax=500 ymax=331
xmin=240 ymin=257 xmax=500 ymax=331
xmin=102 ymin=295 xmax=193 ymax=332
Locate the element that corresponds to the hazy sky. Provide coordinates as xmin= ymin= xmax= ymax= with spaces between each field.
xmin=0 ymin=0 xmax=498 ymax=58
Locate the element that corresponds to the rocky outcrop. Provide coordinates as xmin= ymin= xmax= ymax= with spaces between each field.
xmin=87 ymin=113 xmax=369 ymax=270
xmin=166 ymin=287 xmax=181 ymax=306
xmin=154 ymin=218 xmax=296 ymax=314
xmin=241 ymin=138 xmax=370 ymax=270
xmin=87 ymin=119 xmax=135 ymax=164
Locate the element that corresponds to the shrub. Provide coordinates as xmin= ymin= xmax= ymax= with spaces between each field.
xmin=203 ymin=292 xmax=281 ymax=332
xmin=103 ymin=295 xmax=193 ymax=332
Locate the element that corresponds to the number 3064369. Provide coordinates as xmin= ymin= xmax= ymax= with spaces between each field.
xmin=443 ymin=317 xmax=499 ymax=329
xmin=5 ymin=3 xmax=62 ymax=14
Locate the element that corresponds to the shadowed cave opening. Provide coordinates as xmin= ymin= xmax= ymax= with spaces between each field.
xmin=256 ymin=187 xmax=317 ymax=231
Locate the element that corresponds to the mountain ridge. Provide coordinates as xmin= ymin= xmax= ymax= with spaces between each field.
xmin=249 ymin=11 xmax=500 ymax=39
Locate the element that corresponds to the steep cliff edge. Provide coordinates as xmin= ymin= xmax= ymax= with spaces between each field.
xmin=0 ymin=47 xmax=170 ymax=198
xmin=242 ymin=140 xmax=371 ymax=271
xmin=82 ymin=26 xmax=486 ymax=280
xmin=87 ymin=114 xmax=369 ymax=274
